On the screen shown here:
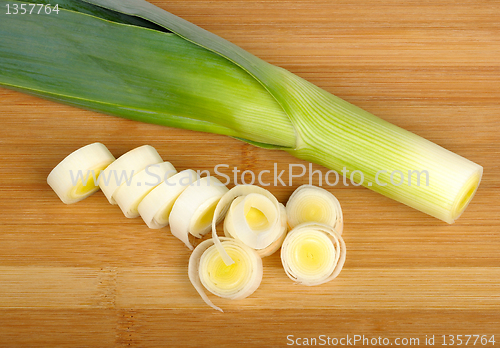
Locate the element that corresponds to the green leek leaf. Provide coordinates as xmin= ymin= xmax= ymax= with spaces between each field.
xmin=0 ymin=2 xmax=296 ymax=147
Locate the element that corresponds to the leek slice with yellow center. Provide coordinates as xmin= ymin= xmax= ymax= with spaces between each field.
xmin=224 ymin=198 xmax=288 ymax=257
xmin=169 ymin=176 xmax=229 ymax=250
xmin=286 ymin=185 xmax=343 ymax=233
xmin=113 ymin=161 xmax=177 ymax=218
xmin=212 ymin=185 xmax=288 ymax=263
xmin=47 ymin=142 xmax=115 ymax=204
xmin=281 ymin=222 xmax=346 ymax=286
xmin=138 ymin=169 xmax=198 ymax=229
xmin=189 ymin=237 xmax=263 ymax=312
xmin=99 ymin=145 xmax=163 ymax=205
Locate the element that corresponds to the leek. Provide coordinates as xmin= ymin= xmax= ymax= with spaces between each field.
xmin=47 ymin=142 xmax=115 ymax=203
xmin=214 ymin=185 xmax=288 ymax=257
xmin=281 ymin=222 xmax=346 ymax=286
xmin=189 ymin=237 xmax=263 ymax=312
xmin=0 ymin=0 xmax=482 ymax=223
xmin=113 ymin=161 xmax=176 ymax=218
xmin=169 ymin=177 xmax=228 ymax=250
xmin=286 ymin=185 xmax=343 ymax=233
xmin=138 ymin=169 xmax=198 ymax=229
xmin=98 ymin=145 xmax=162 ymax=204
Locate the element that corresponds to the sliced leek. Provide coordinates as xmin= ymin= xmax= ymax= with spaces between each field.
xmin=214 ymin=185 xmax=287 ymax=258
xmin=224 ymin=203 xmax=287 ymax=257
xmin=0 ymin=0 xmax=483 ymax=223
xmin=99 ymin=145 xmax=162 ymax=204
xmin=47 ymin=142 xmax=115 ymax=204
xmin=281 ymin=222 xmax=346 ymax=286
xmin=169 ymin=176 xmax=229 ymax=249
xmin=138 ymin=169 xmax=198 ymax=229
xmin=113 ymin=161 xmax=176 ymax=218
xmin=189 ymin=237 xmax=263 ymax=312
xmin=286 ymin=185 xmax=343 ymax=233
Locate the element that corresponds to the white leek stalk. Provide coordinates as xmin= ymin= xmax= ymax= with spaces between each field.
xmin=138 ymin=169 xmax=198 ymax=229
xmin=169 ymin=176 xmax=228 ymax=249
xmin=113 ymin=161 xmax=176 ymax=218
xmin=99 ymin=145 xmax=162 ymax=204
xmin=286 ymin=185 xmax=343 ymax=233
xmin=281 ymin=222 xmax=346 ymax=286
xmin=189 ymin=237 xmax=263 ymax=312
xmin=47 ymin=142 xmax=115 ymax=204
xmin=213 ymin=185 xmax=287 ymax=258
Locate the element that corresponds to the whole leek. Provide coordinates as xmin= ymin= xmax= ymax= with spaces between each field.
xmin=0 ymin=0 xmax=482 ymax=223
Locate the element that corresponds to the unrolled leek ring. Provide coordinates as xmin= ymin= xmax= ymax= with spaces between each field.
xmin=138 ymin=169 xmax=198 ymax=229
xmin=113 ymin=161 xmax=177 ymax=218
xmin=188 ymin=237 xmax=263 ymax=312
xmin=281 ymin=222 xmax=346 ymax=286
xmin=212 ymin=185 xmax=287 ymax=265
xmin=99 ymin=145 xmax=163 ymax=204
xmin=286 ymin=185 xmax=343 ymax=234
xmin=169 ymin=176 xmax=228 ymax=249
xmin=47 ymin=142 xmax=115 ymax=204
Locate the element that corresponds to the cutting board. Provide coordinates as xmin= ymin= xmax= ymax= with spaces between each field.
xmin=0 ymin=0 xmax=499 ymax=347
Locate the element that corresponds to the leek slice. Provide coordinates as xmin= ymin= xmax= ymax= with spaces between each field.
xmin=99 ymin=145 xmax=162 ymax=204
xmin=0 ymin=0 xmax=483 ymax=223
xmin=281 ymin=222 xmax=346 ymax=286
xmin=169 ymin=177 xmax=228 ymax=250
xmin=138 ymin=169 xmax=198 ymax=229
xmin=224 ymin=202 xmax=288 ymax=257
xmin=213 ymin=185 xmax=287 ymax=258
xmin=286 ymin=185 xmax=343 ymax=233
xmin=113 ymin=161 xmax=176 ymax=218
xmin=47 ymin=142 xmax=115 ymax=204
xmin=188 ymin=237 xmax=263 ymax=312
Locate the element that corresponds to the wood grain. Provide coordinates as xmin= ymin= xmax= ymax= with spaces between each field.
xmin=0 ymin=0 xmax=499 ymax=347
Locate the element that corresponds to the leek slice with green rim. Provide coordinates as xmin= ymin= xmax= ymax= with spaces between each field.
xmin=0 ymin=0 xmax=482 ymax=223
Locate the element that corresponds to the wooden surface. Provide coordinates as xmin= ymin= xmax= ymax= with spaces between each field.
xmin=1 ymin=0 xmax=499 ymax=347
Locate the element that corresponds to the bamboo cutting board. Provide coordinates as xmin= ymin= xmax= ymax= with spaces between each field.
xmin=0 ymin=0 xmax=499 ymax=347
